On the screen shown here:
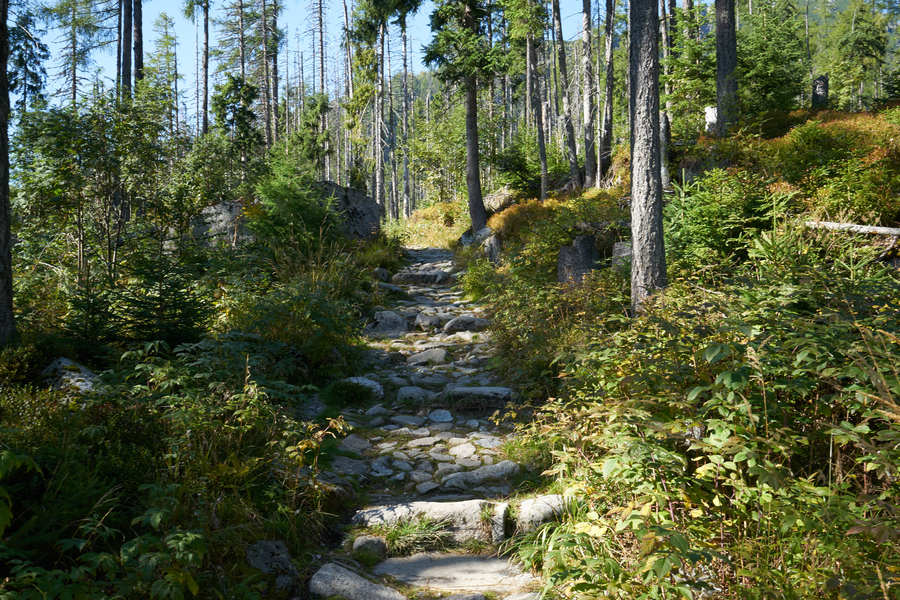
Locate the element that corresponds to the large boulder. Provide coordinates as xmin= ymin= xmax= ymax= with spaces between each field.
xmin=557 ymin=235 xmax=599 ymax=284
xmin=812 ymin=75 xmax=829 ymax=109
xmin=246 ymin=540 xmax=299 ymax=591
xmin=459 ymin=226 xmax=493 ymax=248
xmin=194 ymin=202 xmax=245 ymax=246
xmin=317 ymin=181 xmax=381 ymax=239
xmin=611 ymin=241 xmax=632 ymax=275
xmin=42 ymin=358 xmax=96 ymax=394
xmin=484 ymin=186 xmax=518 ymax=215
xmin=365 ymin=310 xmax=408 ymax=338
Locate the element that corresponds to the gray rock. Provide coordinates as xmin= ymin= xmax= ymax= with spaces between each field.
xmin=410 ymin=427 xmax=432 ymax=437
xmin=393 ymin=459 xmax=413 ymax=471
xmin=373 ymin=267 xmax=392 ymax=282
xmin=447 ymin=594 xmax=487 ymax=600
xmin=341 ymin=376 xmax=385 ymax=401
xmin=491 ymin=502 xmax=509 ymax=543
xmin=483 ymin=234 xmax=502 ymax=264
xmin=428 ymin=409 xmax=454 ymax=423
xmin=516 ymin=495 xmax=565 ymax=533
xmin=377 ymin=282 xmax=406 ymax=294
xmin=371 ymin=552 xmax=536 ymax=593
xmin=340 ymin=434 xmax=372 ymax=454
xmin=429 ymin=452 xmax=454 ymax=462
xmin=431 ymin=422 xmax=454 ymax=431
xmin=449 ymin=443 xmax=477 ymax=459
xmin=557 ymin=235 xmax=599 ymax=284
xmin=443 ymin=315 xmax=490 ymax=334
xmin=396 ymin=386 xmax=434 ymax=404
xmin=455 ymin=457 xmax=482 ymax=468
xmin=370 ymin=456 xmax=394 ymax=478
xmin=316 ymin=182 xmax=381 ymax=239
xmin=435 ymin=463 xmax=463 ymax=478
xmin=474 ymin=437 xmax=503 ymax=449
xmin=391 ymin=414 xmax=426 ymax=427
xmin=407 ymin=348 xmax=448 ymax=366
xmin=354 ymin=499 xmax=505 ymax=544
xmin=504 ymin=594 xmax=541 ymax=600
xmin=331 ymin=456 xmax=370 ymax=477
xmin=407 ymin=436 xmax=442 ymax=448
xmin=246 ymin=540 xmax=299 ymax=590
xmin=442 ymin=460 xmax=520 ymax=490
xmin=459 ymin=226 xmax=494 ymax=247
xmin=484 ymin=186 xmax=518 ymax=215
xmin=366 ymin=311 xmax=408 ymax=338
xmin=611 ymin=241 xmax=632 ymax=274
xmin=297 ymin=397 xmax=326 ymax=420
xmin=309 ymin=562 xmax=404 ymax=600
xmin=445 ymin=386 xmax=515 ymax=406
xmin=415 ymin=312 xmax=444 ymax=331
xmin=704 ymin=106 xmax=718 ymax=135
xmin=352 ymin=535 xmax=388 ymax=561
xmin=416 ymin=481 xmax=440 ymax=494
xmin=410 ymin=373 xmax=452 ymax=389
xmin=392 ymin=270 xmax=451 ymax=285
xmin=42 ymin=358 xmax=96 ymax=393
xmin=366 ymin=403 xmax=390 ymax=416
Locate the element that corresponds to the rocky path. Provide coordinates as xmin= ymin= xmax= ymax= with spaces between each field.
xmin=308 ymin=248 xmax=561 ymax=600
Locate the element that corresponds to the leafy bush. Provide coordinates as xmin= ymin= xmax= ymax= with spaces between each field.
xmin=492 ymin=129 xmax=569 ymax=197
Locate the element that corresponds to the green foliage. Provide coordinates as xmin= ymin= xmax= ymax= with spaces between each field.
xmin=665 ymin=169 xmax=789 ymax=272
xmin=663 ymin=6 xmax=716 ymax=139
xmin=737 ymin=0 xmax=807 ymax=118
xmin=372 ymin=518 xmax=454 ymax=555
xmin=491 ymin=128 xmax=568 ymax=197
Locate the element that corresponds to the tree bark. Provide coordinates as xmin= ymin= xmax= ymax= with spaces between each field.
xmin=260 ymin=0 xmax=272 ymax=147
xmin=402 ymin=21 xmax=411 ymax=218
xmin=598 ymin=0 xmax=615 ymax=181
xmin=630 ymin=0 xmax=666 ymax=314
xmin=582 ymin=0 xmax=597 ymax=187
xmin=660 ymin=0 xmax=672 ymax=189
xmin=715 ymin=0 xmax=737 ymax=136
xmin=122 ymin=0 xmax=132 ymax=93
xmin=202 ymin=0 xmax=209 ymax=134
xmin=528 ymin=33 xmax=548 ymax=201
xmin=0 ymin=0 xmax=14 ymax=345
xmin=133 ymin=0 xmax=143 ymax=82
xmin=238 ymin=0 xmax=246 ymax=79
xmin=464 ymin=75 xmax=488 ymax=231
xmin=375 ymin=23 xmax=385 ymax=213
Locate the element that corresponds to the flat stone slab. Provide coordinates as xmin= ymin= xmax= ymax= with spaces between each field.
xmin=309 ymin=562 xmax=404 ymax=600
xmin=442 ymin=460 xmax=519 ymax=489
xmin=445 ymin=386 xmax=515 ymax=405
xmin=443 ymin=315 xmax=490 ymax=334
xmin=340 ymin=434 xmax=372 ymax=454
xmin=408 ymin=348 xmax=448 ymax=365
xmin=353 ymin=500 xmax=506 ymax=543
xmin=371 ymin=553 xmax=537 ymax=593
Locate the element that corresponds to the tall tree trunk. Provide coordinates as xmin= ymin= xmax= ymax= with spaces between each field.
xmin=271 ymin=0 xmax=279 ymax=140
xmin=528 ymin=33 xmax=549 ymax=201
xmin=525 ymin=21 xmax=533 ymax=127
xmin=582 ymin=0 xmax=596 ymax=187
xmin=401 ymin=21 xmax=411 ymax=218
xmin=343 ymin=0 xmax=353 ymax=99
xmin=683 ymin=0 xmax=696 ymax=40
xmin=69 ymin=8 xmax=77 ymax=106
xmin=387 ymin=34 xmax=397 ymax=220
xmin=0 ymin=0 xmax=14 ymax=345
xmin=318 ymin=0 xmax=328 ymax=178
xmin=464 ymin=75 xmax=488 ymax=231
xmin=122 ymin=0 xmax=132 ymax=93
xmin=660 ymin=0 xmax=671 ymax=189
xmin=375 ymin=23 xmax=385 ymax=213
xmin=715 ymin=0 xmax=737 ymax=135
xmin=202 ymin=0 xmax=209 ymax=134
xmin=238 ymin=0 xmax=246 ymax=79
xmin=598 ymin=0 xmax=615 ymax=181
xmin=630 ymin=0 xmax=666 ymax=314
xmin=133 ymin=0 xmax=143 ymax=82
xmin=260 ymin=0 xmax=272 ymax=147
xmin=116 ymin=1 xmax=122 ymax=92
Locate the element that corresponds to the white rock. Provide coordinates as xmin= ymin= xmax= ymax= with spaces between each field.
xmin=354 ymin=500 xmax=507 ymax=544
xmin=309 ymin=562 xmax=405 ymax=600
xmin=442 ymin=460 xmax=520 ymax=490
xmin=449 ymin=443 xmax=477 ymax=459
xmin=42 ymin=358 xmax=96 ymax=393
xmin=371 ymin=552 xmax=535 ymax=593
xmin=515 ymin=494 xmax=565 ymax=533
xmin=407 ymin=436 xmax=442 ymax=448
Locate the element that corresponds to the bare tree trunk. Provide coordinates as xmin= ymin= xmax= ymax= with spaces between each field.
xmin=630 ymin=0 xmax=666 ymax=314
xmin=343 ymin=0 xmax=353 ymax=99
xmin=238 ymin=0 xmax=246 ymax=79
xmin=134 ymin=0 xmax=143 ymax=82
xmin=0 ymin=0 xmax=14 ymax=345
xmin=318 ymin=0 xmax=329 ymax=179
xmin=464 ymin=75 xmax=488 ymax=231
xmin=402 ymin=21 xmax=411 ymax=218
xmin=598 ymin=0 xmax=615 ymax=182
xmin=715 ymin=0 xmax=737 ymax=135
xmin=387 ymin=34 xmax=397 ymax=220
xmin=375 ymin=23 xmax=385 ymax=213
xmin=122 ymin=0 xmax=132 ymax=93
xmin=117 ymin=1 xmax=122 ymax=92
xmin=202 ymin=0 xmax=209 ymax=134
xmin=529 ymin=33 xmax=549 ymax=201
xmin=660 ymin=0 xmax=672 ymax=189
xmin=260 ymin=0 xmax=272 ymax=147
xmin=525 ymin=18 xmax=532 ymax=127
xmin=271 ymin=1 xmax=279 ymax=140
xmin=582 ymin=0 xmax=596 ymax=187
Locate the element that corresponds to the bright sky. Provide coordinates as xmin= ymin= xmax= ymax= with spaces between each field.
xmin=57 ymin=0 xmax=589 ymax=107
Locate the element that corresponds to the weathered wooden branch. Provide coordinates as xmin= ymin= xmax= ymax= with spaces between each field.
xmin=803 ymin=221 xmax=900 ymax=236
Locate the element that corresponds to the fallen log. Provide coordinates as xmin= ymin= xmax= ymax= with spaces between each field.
xmin=803 ymin=221 xmax=900 ymax=236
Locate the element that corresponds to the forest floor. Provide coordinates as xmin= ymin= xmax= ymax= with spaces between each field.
xmin=307 ymin=247 xmax=550 ymax=600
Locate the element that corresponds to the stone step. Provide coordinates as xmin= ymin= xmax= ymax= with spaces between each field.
xmin=353 ymin=499 xmax=507 ymax=544
xmin=371 ymin=553 xmax=537 ymax=594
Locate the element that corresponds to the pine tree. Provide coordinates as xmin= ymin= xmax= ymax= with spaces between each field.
xmin=0 ymin=0 xmax=14 ymax=345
